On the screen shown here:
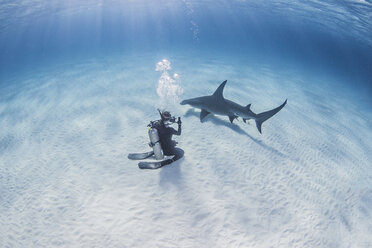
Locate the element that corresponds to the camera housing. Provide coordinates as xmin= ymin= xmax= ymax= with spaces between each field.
xmin=169 ymin=116 xmax=176 ymax=123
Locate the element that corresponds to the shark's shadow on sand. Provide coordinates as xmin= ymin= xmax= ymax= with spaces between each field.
xmin=184 ymin=108 xmax=286 ymax=158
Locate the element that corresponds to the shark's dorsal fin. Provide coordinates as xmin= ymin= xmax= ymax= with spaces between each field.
xmin=245 ymin=104 xmax=251 ymax=111
xmin=200 ymin=109 xmax=210 ymax=122
xmin=212 ymin=80 xmax=227 ymax=99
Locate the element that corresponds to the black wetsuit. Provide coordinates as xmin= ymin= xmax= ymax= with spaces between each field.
xmin=154 ymin=120 xmax=184 ymax=165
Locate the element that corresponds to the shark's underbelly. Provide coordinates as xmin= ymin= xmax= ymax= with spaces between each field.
xmin=206 ymin=104 xmax=232 ymax=116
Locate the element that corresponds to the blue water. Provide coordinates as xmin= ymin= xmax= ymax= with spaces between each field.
xmin=1 ymin=0 xmax=371 ymax=96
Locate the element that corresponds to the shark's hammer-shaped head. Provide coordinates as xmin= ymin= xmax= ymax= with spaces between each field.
xmin=180 ymin=97 xmax=204 ymax=109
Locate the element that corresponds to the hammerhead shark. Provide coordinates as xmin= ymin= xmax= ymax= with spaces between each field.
xmin=180 ymin=80 xmax=287 ymax=134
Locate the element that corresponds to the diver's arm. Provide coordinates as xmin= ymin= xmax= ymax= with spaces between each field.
xmin=170 ymin=125 xmax=181 ymax=136
xmin=175 ymin=123 xmax=181 ymax=135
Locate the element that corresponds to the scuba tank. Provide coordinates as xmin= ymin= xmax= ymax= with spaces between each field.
xmin=148 ymin=121 xmax=164 ymax=160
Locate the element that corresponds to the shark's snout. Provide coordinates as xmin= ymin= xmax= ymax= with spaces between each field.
xmin=180 ymin=99 xmax=189 ymax=105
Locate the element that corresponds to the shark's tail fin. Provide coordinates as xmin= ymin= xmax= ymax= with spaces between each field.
xmin=255 ymin=99 xmax=287 ymax=134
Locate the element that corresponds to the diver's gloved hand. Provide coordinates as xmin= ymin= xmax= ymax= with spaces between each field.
xmin=177 ymin=117 xmax=182 ymax=125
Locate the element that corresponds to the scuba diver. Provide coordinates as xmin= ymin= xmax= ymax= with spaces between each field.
xmin=128 ymin=110 xmax=184 ymax=169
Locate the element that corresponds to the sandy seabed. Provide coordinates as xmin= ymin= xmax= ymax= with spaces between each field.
xmin=1 ymin=55 xmax=371 ymax=248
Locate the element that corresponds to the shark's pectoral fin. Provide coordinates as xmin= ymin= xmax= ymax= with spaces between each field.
xmin=243 ymin=118 xmax=247 ymax=123
xmin=200 ymin=109 xmax=210 ymax=122
xmin=229 ymin=115 xmax=237 ymax=123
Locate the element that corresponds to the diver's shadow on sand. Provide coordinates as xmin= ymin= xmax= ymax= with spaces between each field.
xmin=159 ymin=158 xmax=184 ymax=189
xmin=184 ymin=109 xmax=286 ymax=158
